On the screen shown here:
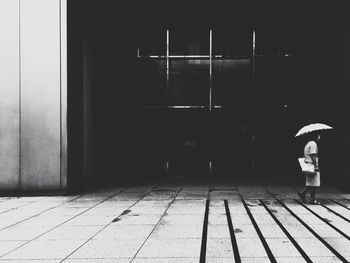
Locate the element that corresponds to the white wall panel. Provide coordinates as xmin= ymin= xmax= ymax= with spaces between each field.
xmin=60 ymin=0 xmax=67 ymax=189
xmin=0 ymin=0 xmax=20 ymax=190
xmin=20 ymin=0 xmax=61 ymax=190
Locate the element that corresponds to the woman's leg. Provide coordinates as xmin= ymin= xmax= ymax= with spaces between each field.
xmin=310 ymin=187 xmax=320 ymax=204
xmin=299 ymin=186 xmax=309 ymax=202
xmin=310 ymin=187 xmax=316 ymax=200
xmin=300 ymin=186 xmax=308 ymax=195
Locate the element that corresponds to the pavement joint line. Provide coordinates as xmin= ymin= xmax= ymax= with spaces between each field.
xmin=60 ymin=186 xmax=156 ymax=263
xmin=0 ymin=196 xmax=53 ymax=216
xmin=241 ymin=199 xmax=277 ymax=263
xmin=295 ymin=199 xmax=350 ymax=240
xmin=224 ymin=199 xmax=241 ymax=263
xmin=0 ymin=187 xmax=129 ymax=259
xmin=321 ymin=203 xmax=350 ymax=223
xmin=130 ymin=186 xmax=185 ymax=262
xmin=277 ymin=199 xmax=349 ymax=263
xmin=199 ymin=199 xmax=209 ymax=263
xmin=332 ymin=199 xmax=350 ymax=211
xmin=0 ymin=194 xmax=86 ymax=231
xmin=260 ymin=199 xmax=312 ymax=263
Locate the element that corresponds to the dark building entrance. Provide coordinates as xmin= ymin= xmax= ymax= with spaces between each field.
xmin=68 ymin=0 xmax=350 ymax=189
xmin=134 ymin=28 xmax=257 ymax=179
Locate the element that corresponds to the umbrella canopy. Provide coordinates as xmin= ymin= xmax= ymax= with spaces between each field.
xmin=295 ymin=123 xmax=333 ymax=137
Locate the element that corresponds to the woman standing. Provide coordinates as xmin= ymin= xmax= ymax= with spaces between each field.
xmin=298 ymin=133 xmax=321 ymax=204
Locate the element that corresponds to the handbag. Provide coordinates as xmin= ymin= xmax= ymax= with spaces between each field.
xmin=298 ymin=158 xmax=315 ymax=174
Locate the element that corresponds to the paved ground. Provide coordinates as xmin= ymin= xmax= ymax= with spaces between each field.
xmin=0 ymin=182 xmax=350 ymax=262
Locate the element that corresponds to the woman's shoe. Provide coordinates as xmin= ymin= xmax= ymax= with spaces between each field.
xmin=298 ymin=192 xmax=306 ymax=202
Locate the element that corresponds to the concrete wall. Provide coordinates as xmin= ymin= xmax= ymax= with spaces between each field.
xmin=0 ymin=0 xmax=67 ymax=191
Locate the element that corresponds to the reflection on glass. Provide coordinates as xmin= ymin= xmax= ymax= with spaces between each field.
xmin=169 ymin=59 xmax=210 ymax=106
xmin=170 ymin=29 xmax=209 ymax=55
xmin=213 ymin=30 xmax=251 ymax=57
xmin=212 ymin=59 xmax=251 ymax=106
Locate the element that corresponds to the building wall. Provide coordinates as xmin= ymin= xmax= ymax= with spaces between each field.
xmin=0 ymin=0 xmax=67 ymax=191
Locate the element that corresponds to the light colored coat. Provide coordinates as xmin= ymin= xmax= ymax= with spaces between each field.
xmin=304 ymin=141 xmax=320 ymax=187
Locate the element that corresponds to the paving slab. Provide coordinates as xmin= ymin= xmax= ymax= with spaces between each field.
xmin=323 ymin=238 xmax=350 ymax=257
xmin=208 ymin=214 xmax=228 ymax=225
xmin=274 ymin=257 xmax=308 ymax=263
xmin=2 ymin=240 xmax=84 ymax=260
xmin=240 ymin=258 xmax=272 ymax=263
xmin=93 ymin=225 xmax=154 ymax=240
xmin=68 ymin=239 xmax=145 ymax=259
xmin=0 ymin=260 xmax=61 ymax=263
xmin=64 ymin=258 xmax=130 ymax=263
xmin=152 ymin=224 xmax=202 ymax=239
xmin=0 ymin=241 xmax=27 ymax=257
xmin=15 ymin=215 xmax=72 ymax=227
xmin=201 ymin=258 xmax=235 ymax=263
xmin=292 ymin=238 xmax=336 ymax=257
xmin=39 ymin=225 xmax=103 ymax=240
xmin=132 ymin=257 xmax=198 ymax=263
xmin=0 ymin=226 xmax=51 ymax=241
xmin=207 ymin=224 xmax=231 ymax=239
xmin=265 ymin=238 xmax=302 ymax=257
xmin=236 ymin=238 xmax=268 ymax=258
xmin=136 ymin=238 xmax=201 ymax=258
xmin=62 ymin=215 xmax=115 ymax=226
xmin=160 ymin=215 xmax=204 ymax=225
xmin=206 ymin=238 xmax=234 ymax=258
xmin=111 ymin=214 xmax=162 ymax=225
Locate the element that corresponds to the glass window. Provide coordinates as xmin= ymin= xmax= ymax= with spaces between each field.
xmin=136 ymin=59 xmax=167 ymax=106
xmin=256 ymin=30 xmax=296 ymax=56
xmin=170 ymin=29 xmax=210 ymax=55
xmin=137 ymin=29 xmax=166 ymax=56
xmin=212 ymin=59 xmax=251 ymax=106
xmin=169 ymin=59 xmax=210 ymax=105
xmin=213 ymin=30 xmax=252 ymax=57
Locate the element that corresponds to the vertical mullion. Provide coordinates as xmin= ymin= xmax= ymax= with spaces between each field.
xmin=252 ymin=29 xmax=256 ymax=77
xmin=209 ymin=29 xmax=213 ymax=174
xmin=251 ymin=29 xmax=256 ymax=176
xmin=166 ymin=29 xmax=169 ymax=76
xmin=209 ymin=29 xmax=213 ymax=111
xmin=165 ymin=29 xmax=169 ymax=175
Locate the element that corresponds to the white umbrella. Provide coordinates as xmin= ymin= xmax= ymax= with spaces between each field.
xmin=295 ymin=123 xmax=333 ymax=137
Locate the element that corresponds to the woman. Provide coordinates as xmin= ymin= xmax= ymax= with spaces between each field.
xmin=298 ymin=133 xmax=321 ymax=204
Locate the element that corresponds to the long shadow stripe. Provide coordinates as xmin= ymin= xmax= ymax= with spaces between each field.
xmin=278 ymin=199 xmax=349 ymax=263
xmin=260 ymin=200 xmax=312 ymax=263
xmin=200 ymin=199 xmax=209 ymax=263
xmin=321 ymin=204 xmax=350 ymax=223
xmin=242 ymin=200 xmax=277 ymax=263
xmin=224 ymin=200 xmax=241 ymax=263
xmin=332 ymin=200 xmax=350 ymax=211
xmin=295 ymin=200 xmax=350 ymax=240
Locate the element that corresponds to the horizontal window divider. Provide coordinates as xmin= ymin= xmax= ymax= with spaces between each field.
xmin=255 ymin=54 xmax=294 ymax=57
xmin=138 ymin=105 xmax=223 ymax=109
xmin=137 ymin=55 xmax=251 ymax=59
xmin=137 ymin=54 xmax=294 ymax=59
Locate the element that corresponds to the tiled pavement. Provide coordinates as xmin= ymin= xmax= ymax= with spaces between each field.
xmin=0 ymin=183 xmax=350 ymax=262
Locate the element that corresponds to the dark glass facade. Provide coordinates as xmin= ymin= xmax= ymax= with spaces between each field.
xmin=84 ymin=0 xmax=348 ymax=188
